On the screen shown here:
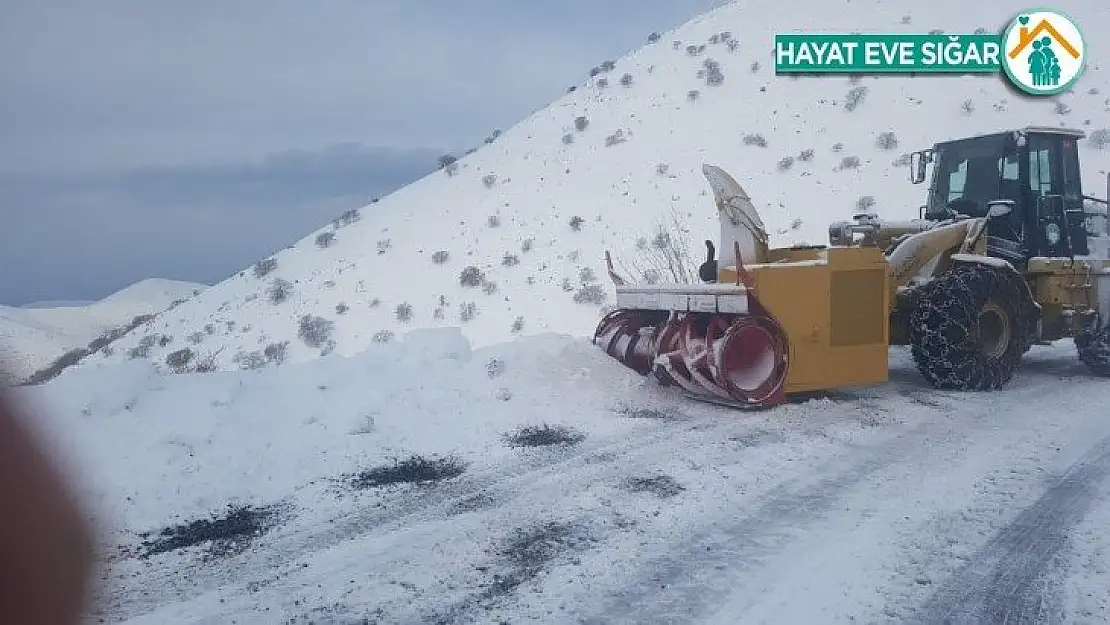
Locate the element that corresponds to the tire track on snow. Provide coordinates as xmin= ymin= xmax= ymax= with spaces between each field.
xmin=909 ymin=433 xmax=1110 ymax=625
xmin=571 ymin=378 xmax=1077 ymax=625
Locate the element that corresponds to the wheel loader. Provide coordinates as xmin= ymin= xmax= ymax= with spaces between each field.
xmin=593 ymin=126 xmax=1110 ymax=409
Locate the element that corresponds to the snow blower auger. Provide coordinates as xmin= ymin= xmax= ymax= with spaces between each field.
xmin=596 ymin=126 xmax=1110 ymax=409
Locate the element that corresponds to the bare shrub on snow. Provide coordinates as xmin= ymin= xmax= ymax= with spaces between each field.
xmin=486 ymin=357 xmax=505 ymax=378
xmin=1088 ymin=129 xmax=1110 ymax=149
xmin=264 ymin=341 xmax=288 ymax=364
xmin=687 ymin=89 xmax=700 ymax=101
xmin=459 ymin=265 xmax=484 ymax=287
xmin=335 ymin=302 xmax=349 ymax=315
xmin=487 ymin=214 xmax=501 ymax=228
xmin=838 ymin=155 xmax=861 ymax=170
xmin=502 ymin=253 xmax=519 ymax=267
xmin=377 ymin=239 xmax=392 ymax=254
xmin=620 ymin=73 xmax=633 ymax=86
xmin=562 ymin=133 xmax=574 ymax=145
xmin=521 ymin=238 xmax=534 ymax=253
xmin=252 ymin=257 xmax=278 ymax=278
xmin=961 ymin=99 xmax=975 ymax=115
xmin=511 ymin=316 xmax=524 ymax=333
xmin=777 ymin=156 xmax=794 ymax=171
xmin=844 ymin=86 xmax=868 ymax=111
xmin=233 ymin=350 xmax=268 ymax=371
xmin=459 ymin=301 xmax=477 ymax=323
xmin=395 ymin=302 xmax=413 ymax=322
xmin=432 ymin=250 xmax=451 ymax=264
xmin=267 ymin=278 xmax=293 ymax=304
xmin=482 ymin=174 xmax=497 ymax=188
xmin=743 ymin=133 xmax=767 ymax=147
xmin=703 ymin=59 xmax=724 ymax=86
xmin=315 ymin=231 xmax=336 ymax=248
xmin=573 ymin=284 xmax=606 ymax=305
xmin=372 ymin=330 xmax=394 ymax=344
xmin=127 ymin=335 xmax=156 ymax=360
xmin=615 ymin=208 xmax=698 ymax=285
xmin=569 ymin=215 xmax=585 ymax=231
xmin=875 ymin=132 xmax=899 ymax=150
xmin=165 ymin=348 xmax=194 ymax=373
xmin=298 ymin=315 xmax=334 ymax=349
xmin=857 ymin=196 xmax=876 ymax=211
xmin=333 ymin=208 xmax=360 ymax=228
xmin=574 ymin=116 xmax=589 ymax=131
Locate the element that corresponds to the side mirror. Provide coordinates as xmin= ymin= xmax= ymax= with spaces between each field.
xmin=909 ymin=152 xmax=927 ymax=184
xmin=987 ymin=199 xmax=1015 ymax=218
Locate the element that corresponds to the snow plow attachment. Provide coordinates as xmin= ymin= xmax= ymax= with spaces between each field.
xmin=593 ymin=284 xmax=791 ymax=408
xmin=594 ymin=165 xmax=892 ymax=409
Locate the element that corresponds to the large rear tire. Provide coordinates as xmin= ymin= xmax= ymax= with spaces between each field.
xmin=908 ymin=262 xmax=1037 ymax=390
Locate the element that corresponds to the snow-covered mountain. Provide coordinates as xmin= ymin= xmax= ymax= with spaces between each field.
xmin=0 ymin=278 xmax=206 ymax=384
xmin=75 ymin=0 xmax=1110 ymax=376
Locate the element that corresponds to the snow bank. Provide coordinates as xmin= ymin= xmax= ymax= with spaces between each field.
xmin=13 ymin=330 xmax=653 ymax=534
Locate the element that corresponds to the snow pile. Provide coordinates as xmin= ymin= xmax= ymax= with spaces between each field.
xmin=14 ymin=329 xmax=653 ymax=535
xmin=0 ymin=278 xmax=206 ymax=384
xmin=74 ymin=0 xmax=1110 ymax=375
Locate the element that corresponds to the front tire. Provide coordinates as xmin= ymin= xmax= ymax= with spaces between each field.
xmin=908 ymin=262 xmax=1036 ymax=390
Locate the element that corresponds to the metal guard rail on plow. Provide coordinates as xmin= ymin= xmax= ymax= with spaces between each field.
xmin=593 ymin=242 xmax=791 ymax=409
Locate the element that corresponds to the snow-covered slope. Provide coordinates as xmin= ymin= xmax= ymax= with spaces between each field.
xmin=81 ymin=0 xmax=1110 ymax=377
xmin=0 ymin=278 xmax=206 ymax=384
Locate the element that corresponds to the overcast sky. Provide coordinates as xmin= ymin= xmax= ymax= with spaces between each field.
xmin=0 ymin=0 xmax=726 ymax=306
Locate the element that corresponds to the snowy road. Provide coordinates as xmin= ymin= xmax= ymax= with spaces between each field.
xmin=71 ymin=341 xmax=1110 ymax=624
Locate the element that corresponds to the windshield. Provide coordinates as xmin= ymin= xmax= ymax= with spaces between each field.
xmin=926 ymin=135 xmax=1014 ymax=219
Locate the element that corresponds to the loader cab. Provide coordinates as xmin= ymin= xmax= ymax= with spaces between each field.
xmin=913 ymin=126 xmax=1089 ymax=264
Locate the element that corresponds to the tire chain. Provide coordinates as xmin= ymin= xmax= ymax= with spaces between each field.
xmin=909 ymin=263 xmax=1038 ymax=390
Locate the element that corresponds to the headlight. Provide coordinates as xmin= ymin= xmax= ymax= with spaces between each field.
xmin=1046 ymin=223 xmax=1062 ymax=245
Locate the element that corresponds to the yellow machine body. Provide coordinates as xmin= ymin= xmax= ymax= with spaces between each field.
xmin=716 ymin=246 xmax=890 ymax=394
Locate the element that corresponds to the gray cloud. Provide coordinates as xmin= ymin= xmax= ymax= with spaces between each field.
xmin=0 ymin=144 xmax=438 ymax=305
xmin=0 ymin=0 xmax=726 ymax=305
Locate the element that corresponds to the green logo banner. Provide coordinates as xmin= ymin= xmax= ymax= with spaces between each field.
xmin=774 ymin=34 xmax=1003 ymax=73
xmin=772 ymin=9 xmax=1088 ymax=95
